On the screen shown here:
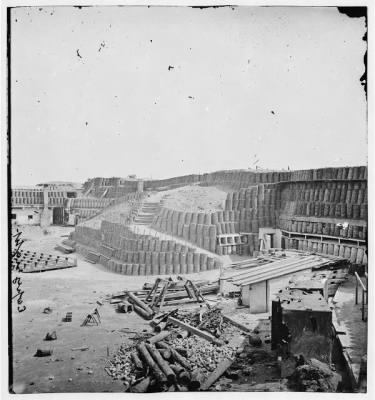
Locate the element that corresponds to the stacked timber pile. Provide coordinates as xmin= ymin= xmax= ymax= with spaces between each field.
xmin=110 ymin=277 xmax=219 ymax=312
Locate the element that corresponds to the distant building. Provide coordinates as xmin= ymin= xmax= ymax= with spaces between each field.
xmin=11 ymin=184 xmax=80 ymax=226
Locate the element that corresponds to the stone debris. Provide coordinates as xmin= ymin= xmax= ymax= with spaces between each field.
xmin=288 ymin=358 xmax=342 ymax=392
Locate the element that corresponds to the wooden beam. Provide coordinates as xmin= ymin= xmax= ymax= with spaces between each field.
xmin=168 ymin=316 xmax=224 ymax=346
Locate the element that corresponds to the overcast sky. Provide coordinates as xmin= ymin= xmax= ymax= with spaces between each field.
xmin=11 ymin=6 xmax=367 ymax=186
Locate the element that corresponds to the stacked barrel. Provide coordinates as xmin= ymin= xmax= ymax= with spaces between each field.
xmin=71 ymin=225 xmax=102 ymax=249
xmin=73 ymin=219 xmax=222 ymax=275
xmin=283 ymin=237 xmax=367 ymax=265
xmin=225 ymin=185 xmax=280 ymax=228
xmin=152 ymin=208 xmax=223 ymax=253
xmin=279 ymin=167 xmax=368 ymax=265
xmin=200 ymin=166 xmax=366 ymax=190
xmin=70 ymin=198 xmax=113 ymax=209
xmin=143 ymin=174 xmax=200 ymax=191
xmin=281 ymin=181 xmax=367 ymax=220
xmin=11 ymin=189 xmax=44 ymax=206
xmin=279 ymin=219 xmax=367 ymax=240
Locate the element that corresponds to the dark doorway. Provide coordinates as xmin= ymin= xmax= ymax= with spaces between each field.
xmin=53 ymin=207 xmax=65 ymax=225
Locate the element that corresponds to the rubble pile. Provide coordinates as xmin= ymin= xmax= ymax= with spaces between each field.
xmin=104 ymin=293 xmax=245 ymax=392
xmin=288 ymin=358 xmax=342 ymax=392
xmin=105 ymin=344 xmax=138 ymax=386
xmin=168 ymin=334 xmax=235 ymax=374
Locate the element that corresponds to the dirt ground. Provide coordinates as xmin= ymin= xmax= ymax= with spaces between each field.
xmin=10 ymin=225 xmax=222 ymax=394
xmin=158 ymin=185 xmax=228 ymax=213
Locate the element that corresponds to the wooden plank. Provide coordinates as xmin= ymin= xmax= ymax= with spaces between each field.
xmin=168 ymin=316 xmax=224 ymax=346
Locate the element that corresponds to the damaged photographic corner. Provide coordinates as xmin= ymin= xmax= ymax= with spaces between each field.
xmin=4 ymin=0 xmax=371 ymax=398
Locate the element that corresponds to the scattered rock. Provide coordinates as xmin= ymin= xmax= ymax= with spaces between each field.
xmin=68 ymin=378 xmax=73 ymax=382
xmin=289 ymin=358 xmax=342 ymax=392
xmin=243 ymin=366 xmax=254 ymax=376
xmin=44 ymin=331 xmax=57 ymax=341
xmin=34 ymin=349 xmax=53 ymax=357
xmin=225 ymin=370 xmax=240 ymax=380
xmin=249 ymin=335 xmax=262 ymax=347
xmin=88 ymin=370 xmax=93 ymax=375
xmin=48 ymin=376 xmax=54 ymax=381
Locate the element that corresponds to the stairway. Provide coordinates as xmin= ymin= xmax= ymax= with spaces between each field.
xmin=133 ymin=201 xmax=161 ymax=226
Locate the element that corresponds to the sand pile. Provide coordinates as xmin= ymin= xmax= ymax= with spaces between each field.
xmin=162 ymin=186 xmax=227 ymax=213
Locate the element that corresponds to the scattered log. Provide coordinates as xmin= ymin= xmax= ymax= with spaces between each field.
xmin=133 ymin=304 xmax=153 ymax=320
xmin=131 ymin=352 xmax=144 ymax=370
xmin=170 ymin=364 xmax=191 ymax=386
xmin=189 ymin=370 xmax=205 ymax=390
xmin=136 ymin=343 xmax=166 ymax=383
xmin=154 ymin=321 xmax=168 ymax=333
xmin=127 ymin=292 xmax=154 ymax=315
xmin=169 ymin=364 xmax=184 ymax=376
xmin=176 ymin=330 xmax=190 ymax=339
xmin=129 ymin=377 xmax=150 ymax=393
xmin=145 ymin=343 xmax=176 ymax=384
xmin=157 ymin=342 xmax=191 ymax=370
xmin=159 ymin=348 xmax=172 ymax=361
xmin=168 ymin=316 xmax=224 ymax=345
xmin=200 ymin=358 xmax=233 ymax=391
xmin=147 ymin=330 xmax=172 ymax=344
xmin=71 ymin=346 xmax=89 ymax=351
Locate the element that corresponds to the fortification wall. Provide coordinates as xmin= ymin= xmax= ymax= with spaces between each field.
xmin=75 ymin=166 xmax=368 ymax=271
xmin=73 ymin=219 xmax=222 ymax=275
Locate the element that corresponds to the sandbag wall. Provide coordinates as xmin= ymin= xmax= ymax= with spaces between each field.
xmin=144 ymin=174 xmax=200 ymax=191
xmin=151 ymin=207 xmax=234 ymax=253
xmin=280 ymin=181 xmax=368 ymax=220
xmin=200 ymin=166 xmax=367 ymax=191
xmin=279 ymin=169 xmax=368 ymax=265
xmin=71 ymin=225 xmax=102 ymax=250
xmin=70 ymin=198 xmax=113 ymax=209
xmin=74 ymin=219 xmax=222 ymax=275
xmin=223 ymin=184 xmax=281 ymax=255
xmin=201 ymin=170 xmax=290 ymax=190
xmin=225 ymin=185 xmax=281 ymax=228
xmin=11 ymin=189 xmax=44 ymax=206
xmin=283 ymin=237 xmax=367 ymax=265
xmin=279 ymin=219 xmax=367 ymax=241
